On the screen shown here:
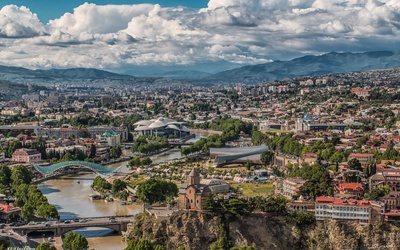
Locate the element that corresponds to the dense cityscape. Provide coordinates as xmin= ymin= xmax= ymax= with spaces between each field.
xmin=0 ymin=66 xmax=398 ymax=249
xmin=1 ymin=0 xmax=400 ymax=249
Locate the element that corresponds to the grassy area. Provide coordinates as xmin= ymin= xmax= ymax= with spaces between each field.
xmin=230 ymin=181 xmax=274 ymax=197
xmin=126 ymin=174 xmax=146 ymax=187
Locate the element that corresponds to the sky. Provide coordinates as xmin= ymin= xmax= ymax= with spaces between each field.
xmin=0 ymin=0 xmax=400 ymax=75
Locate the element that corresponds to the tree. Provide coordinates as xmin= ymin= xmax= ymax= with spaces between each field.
xmin=128 ymin=157 xmax=141 ymax=168
xmin=92 ymin=176 xmax=111 ymax=191
xmin=348 ymin=158 xmax=362 ymax=171
xmin=89 ymin=144 xmax=96 ymax=158
xmin=11 ymin=165 xmax=33 ymax=187
xmin=329 ymin=151 xmax=345 ymax=164
xmin=260 ymin=151 xmax=274 ymax=166
xmin=6 ymin=141 xmax=22 ymax=158
xmin=37 ymin=204 xmax=59 ymax=220
xmin=63 ymin=232 xmax=88 ymax=250
xmin=110 ymin=146 xmax=122 ymax=159
xmin=0 ymin=237 xmax=10 ymax=250
xmin=112 ymin=179 xmax=127 ymax=193
xmin=125 ymin=239 xmax=154 ymax=250
xmin=136 ymin=178 xmax=178 ymax=204
xmin=0 ymin=164 xmax=11 ymax=186
xmin=298 ymin=165 xmax=332 ymax=200
xmin=141 ymin=157 xmax=152 ymax=166
xmin=78 ymin=130 xmax=91 ymax=138
xmin=365 ymin=185 xmax=390 ymax=200
xmin=36 ymin=242 xmax=57 ymax=250
xmin=21 ymin=203 xmax=35 ymax=222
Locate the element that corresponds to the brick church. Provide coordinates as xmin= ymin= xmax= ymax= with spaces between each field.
xmin=178 ymin=168 xmax=211 ymax=211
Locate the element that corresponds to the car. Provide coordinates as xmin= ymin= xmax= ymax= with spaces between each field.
xmin=63 ymin=220 xmax=71 ymax=224
xmin=110 ymin=219 xmax=116 ymax=223
xmin=45 ymin=222 xmax=52 ymax=227
xmin=79 ymin=219 xmax=86 ymax=223
xmin=28 ymin=221 xmax=35 ymax=225
xmin=109 ymin=216 xmax=115 ymax=220
xmin=73 ymin=219 xmax=79 ymax=223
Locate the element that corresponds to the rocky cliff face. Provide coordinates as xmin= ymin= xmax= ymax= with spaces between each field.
xmin=126 ymin=211 xmax=400 ymax=250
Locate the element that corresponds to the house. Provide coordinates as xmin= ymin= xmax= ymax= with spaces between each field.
xmin=12 ymin=148 xmax=41 ymax=163
xmin=348 ymin=153 xmax=374 ymax=165
xmin=0 ymin=204 xmax=21 ymax=222
xmin=337 ymin=183 xmax=364 ymax=196
xmin=315 ymin=196 xmax=384 ymax=225
xmin=300 ymin=152 xmax=318 ymax=166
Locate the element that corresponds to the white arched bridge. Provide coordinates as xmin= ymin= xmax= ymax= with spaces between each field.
xmin=33 ymin=161 xmax=121 ymax=182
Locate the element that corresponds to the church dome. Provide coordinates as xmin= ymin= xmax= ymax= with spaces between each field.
xmin=303 ymin=113 xmax=313 ymax=121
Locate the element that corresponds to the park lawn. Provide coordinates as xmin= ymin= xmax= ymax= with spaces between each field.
xmin=230 ymin=181 xmax=274 ymax=197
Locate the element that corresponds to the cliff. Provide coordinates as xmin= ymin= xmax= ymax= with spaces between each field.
xmin=126 ymin=211 xmax=400 ymax=250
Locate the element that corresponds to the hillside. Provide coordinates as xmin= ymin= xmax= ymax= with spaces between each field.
xmin=126 ymin=211 xmax=400 ymax=250
xmin=207 ymin=51 xmax=400 ymax=84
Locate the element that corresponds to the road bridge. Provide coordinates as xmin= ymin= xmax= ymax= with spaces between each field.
xmin=11 ymin=216 xmax=134 ymax=237
xmin=169 ymin=141 xmax=194 ymax=147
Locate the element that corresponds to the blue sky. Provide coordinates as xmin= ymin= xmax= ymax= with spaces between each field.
xmin=3 ymin=1 xmax=209 ymax=22
xmin=0 ymin=1 xmax=399 ymax=74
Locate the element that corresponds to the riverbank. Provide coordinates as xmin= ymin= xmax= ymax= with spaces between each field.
xmin=189 ymin=129 xmax=222 ymax=135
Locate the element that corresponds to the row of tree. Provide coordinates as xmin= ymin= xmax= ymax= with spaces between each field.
xmin=131 ymin=136 xmax=170 ymax=154
xmin=128 ymin=156 xmax=152 ymax=168
xmin=0 ymin=165 xmax=60 ymax=221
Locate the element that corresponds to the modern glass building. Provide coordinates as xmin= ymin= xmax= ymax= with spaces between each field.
xmin=133 ymin=117 xmax=190 ymax=138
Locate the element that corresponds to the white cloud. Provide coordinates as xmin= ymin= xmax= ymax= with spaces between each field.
xmin=0 ymin=1 xmax=399 ymax=72
xmin=0 ymin=5 xmax=46 ymax=38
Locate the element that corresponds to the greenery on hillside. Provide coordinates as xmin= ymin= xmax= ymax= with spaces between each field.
xmin=136 ymin=178 xmax=178 ymax=205
xmin=0 ymin=165 xmax=60 ymax=221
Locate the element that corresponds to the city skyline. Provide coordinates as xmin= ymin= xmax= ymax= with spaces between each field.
xmin=0 ymin=1 xmax=399 ymax=74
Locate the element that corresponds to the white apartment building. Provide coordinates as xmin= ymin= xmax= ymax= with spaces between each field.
xmin=315 ymin=196 xmax=384 ymax=225
xmin=282 ymin=178 xmax=305 ymax=198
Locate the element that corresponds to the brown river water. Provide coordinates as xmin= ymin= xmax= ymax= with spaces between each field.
xmin=36 ymin=132 xmax=212 ymax=249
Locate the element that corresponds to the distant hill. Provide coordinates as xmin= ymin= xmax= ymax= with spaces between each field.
xmin=0 ymin=65 xmax=128 ymax=79
xmin=0 ymin=65 xmax=158 ymax=86
xmin=158 ymin=70 xmax=212 ymax=79
xmin=207 ymin=51 xmax=400 ymax=83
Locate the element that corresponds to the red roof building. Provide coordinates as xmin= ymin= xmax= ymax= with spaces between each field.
xmin=316 ymin=196 xmax=384 ymax=225
xmin=351 ymin=88 xmax=370 ymax=97
xmin=348 ymin=153 xmax=374 ymax=165
xmin=337 ymin=183 xmax=364 ymax=196
xmin=0 ymin=204 xmax=21 ymax=222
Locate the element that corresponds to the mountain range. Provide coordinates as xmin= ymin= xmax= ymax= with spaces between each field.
xmin=206 ymin=51 xmax=400 ymax=83
xmin=0 ymin=51 xmax=400 ymax=85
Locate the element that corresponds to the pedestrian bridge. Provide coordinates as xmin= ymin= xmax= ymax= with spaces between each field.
xmin=34 ymin=161 xmax=120 ymax=177
xmin=12 ymin=216 xmax=134 ymax=237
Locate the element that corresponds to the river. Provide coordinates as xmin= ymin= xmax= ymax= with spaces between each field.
xmin=37 ymin=131 xmax=212 ymax=250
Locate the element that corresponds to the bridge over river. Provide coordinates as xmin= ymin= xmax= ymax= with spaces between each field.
xmin=11 ymin=216 xmax=134 ymax=237
xmin=32 ymin=161 xmax=122 ymax=184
